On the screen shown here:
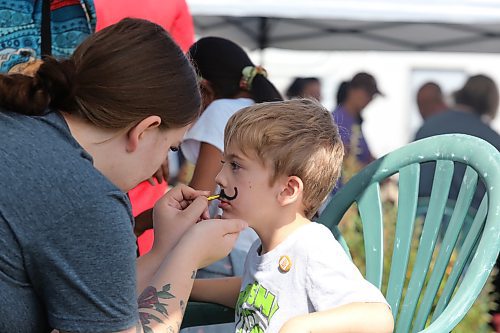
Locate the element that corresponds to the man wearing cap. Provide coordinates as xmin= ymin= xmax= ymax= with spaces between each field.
xmin=332 ymin=72 xmax=383 ymax=187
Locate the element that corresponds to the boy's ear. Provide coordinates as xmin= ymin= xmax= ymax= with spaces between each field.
xmin=126 ymin=115 xmax=162 ymax=153
xmin=277 ymin=176 xmax=303 ymax=207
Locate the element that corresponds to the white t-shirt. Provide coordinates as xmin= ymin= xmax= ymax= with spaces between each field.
xmin=235 ymin=222 xmax=388 ymax=332
xmin=181 ymin=98 xmax=257 ymax=254
xmin=182 ymin=98 xmax=254 ymax=164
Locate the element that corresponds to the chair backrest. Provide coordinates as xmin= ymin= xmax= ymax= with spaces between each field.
xmin=318 ymin=133 xmax=500 ymax=333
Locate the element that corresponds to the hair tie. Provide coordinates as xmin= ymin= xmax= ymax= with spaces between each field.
xmin=36 ymin=57 xmax=78 ymax=112
xmin=240 ymin=65 xmax=268 ymax=91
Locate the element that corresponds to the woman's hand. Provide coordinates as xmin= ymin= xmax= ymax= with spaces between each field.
xmin=151 ymin=184 xmax=210 ymax=253
xmin=176 ymin=218 xmax=248 ymax=269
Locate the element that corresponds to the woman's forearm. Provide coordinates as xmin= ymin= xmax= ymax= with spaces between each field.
xmin=137 ymin=243 xmax=199 ymax=333
xmin=136 ymin=248 xmax=167 ymax=295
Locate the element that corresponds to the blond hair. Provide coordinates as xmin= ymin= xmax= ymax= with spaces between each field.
xmin=224 ymin=99 xmax=344 ymax=218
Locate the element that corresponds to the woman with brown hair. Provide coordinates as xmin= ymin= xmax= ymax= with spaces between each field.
xmin=0 ymin=18 xmax=246 ymax=333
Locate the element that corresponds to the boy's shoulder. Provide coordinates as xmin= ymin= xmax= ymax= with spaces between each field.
xmin=280 ymin=222 xmax=343 ymax=257
xmin=298 ymin=222 xmax=336 ymax=243
xmin=291 ymin=223 xmax=352 ymax=268
xmin=243 ymin=223 xmax=346 ymax=272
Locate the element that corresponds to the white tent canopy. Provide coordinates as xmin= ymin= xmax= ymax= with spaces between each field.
xmin=187 ymin=0 xmax=500 ymax=52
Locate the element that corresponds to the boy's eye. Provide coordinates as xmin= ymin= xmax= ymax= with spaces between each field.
xmin=170 ymin=146 xmax=179 ymax=152
xmin=230 ymin=162 xmax=241 ymax=171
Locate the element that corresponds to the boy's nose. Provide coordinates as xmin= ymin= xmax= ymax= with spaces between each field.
xmin=215 ymin=168 xmax=226 ymax=187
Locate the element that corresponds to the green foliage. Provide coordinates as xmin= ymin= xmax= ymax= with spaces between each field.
xmin=338 ymin=201 xmax=495 ymax=333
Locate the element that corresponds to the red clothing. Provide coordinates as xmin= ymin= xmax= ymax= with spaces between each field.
xmin=128 ymin=181 xmax=166 ymax=255
xmin=94 ymin=0 xmax=194 ymax=51
xmin=94 ymin=0 xmax=195 ymax=255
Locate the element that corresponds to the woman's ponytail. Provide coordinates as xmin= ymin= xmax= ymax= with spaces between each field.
xmin=0 ymin=57 xmax=77 ymax=115
xmin=238 ymin=66 xmax=282 ymax=103
xmin=37 ymin=57 xmax=78 ymax=112
xmin=249 ymin=74 xmax=282 ymax=103
xmin=0 ymin=73 xmax=50 ymax=116
xmin=189 ymin=37 xmax=283 ymax=103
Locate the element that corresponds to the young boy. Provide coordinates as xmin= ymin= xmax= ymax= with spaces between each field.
xmin=191 ymin=99 xmax=394 ymax=332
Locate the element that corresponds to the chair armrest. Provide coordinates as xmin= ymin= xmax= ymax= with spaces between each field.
xmin=181 ymin=301 xmax=235 ymax=328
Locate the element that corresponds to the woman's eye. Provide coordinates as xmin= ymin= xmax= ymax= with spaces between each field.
xmin=170 ymin=146 xmax=179 ymax=152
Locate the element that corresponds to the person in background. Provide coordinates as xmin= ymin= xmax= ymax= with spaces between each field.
xmin=179 ymin=36 xmax=282 ymax=333
xmin=414 ymin=75 xmax=500 ymax=332
xmin=416 ymin=81 xmax=448 ymax=120
xmin=332 ymin=72 xmax=383 ymax=184
xmin=414 ymin=74 xmax=499 ymax=208
xmin=182 ymin=36 xmax=282 ymax=206
xmin=285 ymin=77 xmax=322 ymax=101
xmin=94 ymin=0 xmax=194 ymax=51
xmin=335 ymin=80 xmax=350 ymax=107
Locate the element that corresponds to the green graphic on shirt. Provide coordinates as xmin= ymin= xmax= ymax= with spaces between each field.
xmin=235 ymin=282 xmax=279 ymax=332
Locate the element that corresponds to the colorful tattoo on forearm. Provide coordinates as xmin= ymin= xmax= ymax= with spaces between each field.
xmin=138 ymin=284 xmax=175 ymax=333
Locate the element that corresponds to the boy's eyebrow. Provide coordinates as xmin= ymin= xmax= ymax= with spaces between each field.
xmin=225 ymin=153 xmax=245 ymax=161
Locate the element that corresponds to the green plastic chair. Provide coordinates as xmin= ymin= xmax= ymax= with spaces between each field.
xmin=318 ymin=133 xmax=500 ymax=332
xmin=182 ymin=134 xmax=500 ymax=331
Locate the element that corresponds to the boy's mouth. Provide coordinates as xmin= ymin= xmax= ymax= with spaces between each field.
xmin=218 ymin=200 xmax=231 ymax=210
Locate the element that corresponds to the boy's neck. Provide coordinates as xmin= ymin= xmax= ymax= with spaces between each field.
xmin=257 ymin=213 xmax=310 ymax=254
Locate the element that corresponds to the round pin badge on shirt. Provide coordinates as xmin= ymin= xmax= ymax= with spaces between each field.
xmin=278 ymin=255 xmax=292 ymax=273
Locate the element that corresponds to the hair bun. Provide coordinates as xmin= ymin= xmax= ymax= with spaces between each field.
xmin=0 ymin=73 xmax=50 ymax=115
xmin=36 ymin=57 xmax=78 ymax=112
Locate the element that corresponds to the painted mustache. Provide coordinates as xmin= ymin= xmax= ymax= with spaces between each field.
xmin=207 ymin=187 xmax=238 ymax=201
xmin=220 ymin=187 xmax=238 ymax=201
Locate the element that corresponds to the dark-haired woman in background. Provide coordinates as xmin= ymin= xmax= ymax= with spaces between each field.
xmin=0 ymin=19 xmax=246 ymax=333
xmin=181 ymin=37 xmax=282 ymax=261
xmin=182 ymin=37 xmax=282 ymax=197
xmin=285 ymin=77 xmax=322 ymax=101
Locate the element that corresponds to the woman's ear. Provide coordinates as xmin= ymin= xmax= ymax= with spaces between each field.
xmin=277 ymin=176 xmax=304 ymax=207
xmin=126 ymin=115 xmax=162 ymax=153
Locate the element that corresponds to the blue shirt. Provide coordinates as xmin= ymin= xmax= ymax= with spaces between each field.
xmin=332 ymin=106 xmax=374 ymax=166
xmin=414 ymin=109 xmax=500 ymax=209
xmin=0 ymin=110 xmax=138 ymax=332
xmin=331 ymin=106 xmax=374 ymax=194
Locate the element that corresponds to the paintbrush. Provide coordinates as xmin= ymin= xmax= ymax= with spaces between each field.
xmin=207 ymin=194 xmax=220 ymax=201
